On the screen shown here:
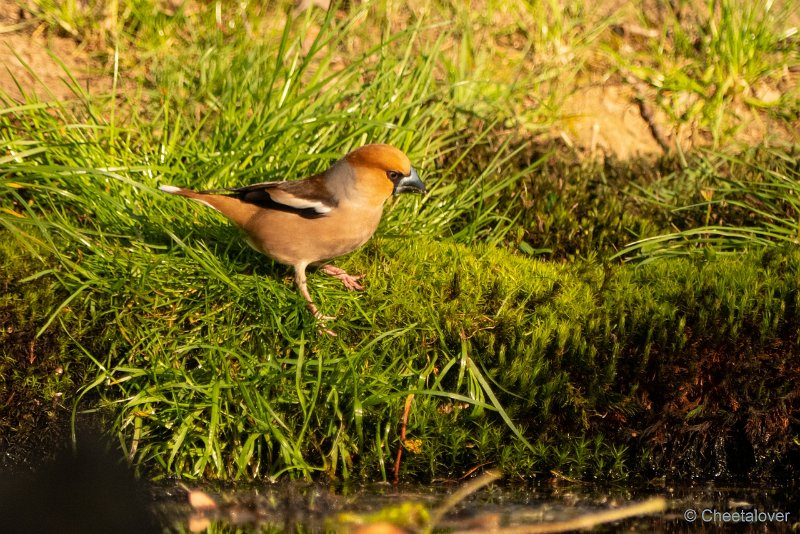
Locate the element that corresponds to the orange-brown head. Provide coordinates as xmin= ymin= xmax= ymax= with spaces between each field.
xmin=342 ymin=144 xmax=426 ymax=203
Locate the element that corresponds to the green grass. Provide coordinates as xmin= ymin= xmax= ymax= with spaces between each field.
xmin=1 ymin=0 xmax=567 ymax=480
xmin=2 ymin=0 xmax=799 ymax=483
xmin=609 ymin=0 xmax=799 ymax=146
xmin=617 ymin=147 xmax=800 ymax=261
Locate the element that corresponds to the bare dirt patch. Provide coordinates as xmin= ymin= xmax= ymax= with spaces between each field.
xmin=559 ymin=84 xmax=664 ymax=159
xmin=0 ymin=0 xmax=109 ymax=102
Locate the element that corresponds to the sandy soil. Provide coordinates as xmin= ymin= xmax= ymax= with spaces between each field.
xmin=0 ymin=0 xmax=112 ymax=102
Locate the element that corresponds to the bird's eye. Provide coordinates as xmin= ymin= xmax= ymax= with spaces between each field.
xmin=388 ymin=170 xmax=402 ymax=181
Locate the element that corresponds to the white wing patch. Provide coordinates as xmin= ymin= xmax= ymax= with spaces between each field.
xmin=267 ymin=188 xmax=333 ymax=214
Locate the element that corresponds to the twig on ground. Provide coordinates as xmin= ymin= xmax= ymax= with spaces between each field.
xmin=392 ymin=393 xmax=415 ymax=485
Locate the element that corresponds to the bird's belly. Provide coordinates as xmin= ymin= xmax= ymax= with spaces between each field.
xmin=244 ymin=206 xmax=382 ymax=265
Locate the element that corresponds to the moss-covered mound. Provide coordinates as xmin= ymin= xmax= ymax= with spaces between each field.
xmin=2 ymin=232 xmax=798 ymax=482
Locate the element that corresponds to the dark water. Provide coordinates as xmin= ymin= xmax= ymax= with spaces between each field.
xmin=154 ymin=478 xmax=799 ymax=533
xmin=1 ymin=431 xmax=796 ymax=533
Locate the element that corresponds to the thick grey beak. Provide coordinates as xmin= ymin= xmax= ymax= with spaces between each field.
xmin=393 ymin=167 xmax=426 ymax=195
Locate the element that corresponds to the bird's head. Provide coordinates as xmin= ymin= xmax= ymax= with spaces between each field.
xmin=343 ymin=144 xmax=426 ymax=202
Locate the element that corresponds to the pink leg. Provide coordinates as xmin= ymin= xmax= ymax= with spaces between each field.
xmin=320 ymin=264 xmax=365 ymax=291
xmin=294 ymin=264 xmax=337 ymax=328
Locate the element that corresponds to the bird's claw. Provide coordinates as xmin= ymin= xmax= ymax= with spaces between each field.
xmin=306 ymin=302 xmax=335 ymax=321
xmin=316 ymin=324 xmax=337 ymax=337
xmin=320 ymin=264 xmax=365 ymax=291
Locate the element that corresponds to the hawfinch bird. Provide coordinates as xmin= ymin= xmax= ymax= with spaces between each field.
xmin=160 ymin=144 xmax=426 ymax=322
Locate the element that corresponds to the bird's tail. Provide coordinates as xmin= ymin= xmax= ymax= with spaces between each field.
xmin=159 ymin=185 xmax=193 ymax=196
xmin=159 ymin=184 xmax=219 ymax=210
xmin=159 ymin=184 xmax=250 ymax=221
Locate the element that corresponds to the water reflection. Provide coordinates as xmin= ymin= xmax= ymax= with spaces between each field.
xmin=155 ymin=477 xmax=798 ymax=533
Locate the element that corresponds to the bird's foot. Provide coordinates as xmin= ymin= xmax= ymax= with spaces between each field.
xmin=320 ymin=264 xmax=365 ymax=291
xmin=316 ymin=324 xmax=337 ymax=337
xmin=306 ymin=302 xmax=336 ymax=322
xmin=306 ymin=302 xmax=337 ymax=336
xmin=296 ymin=276 xmax=336 ymax=335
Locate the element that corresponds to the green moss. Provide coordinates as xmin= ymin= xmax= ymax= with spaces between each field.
xmin=4 ymin=222 xmax=796 ymax=481
xmin=0 ymin=239 xmax=75 ymax=466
